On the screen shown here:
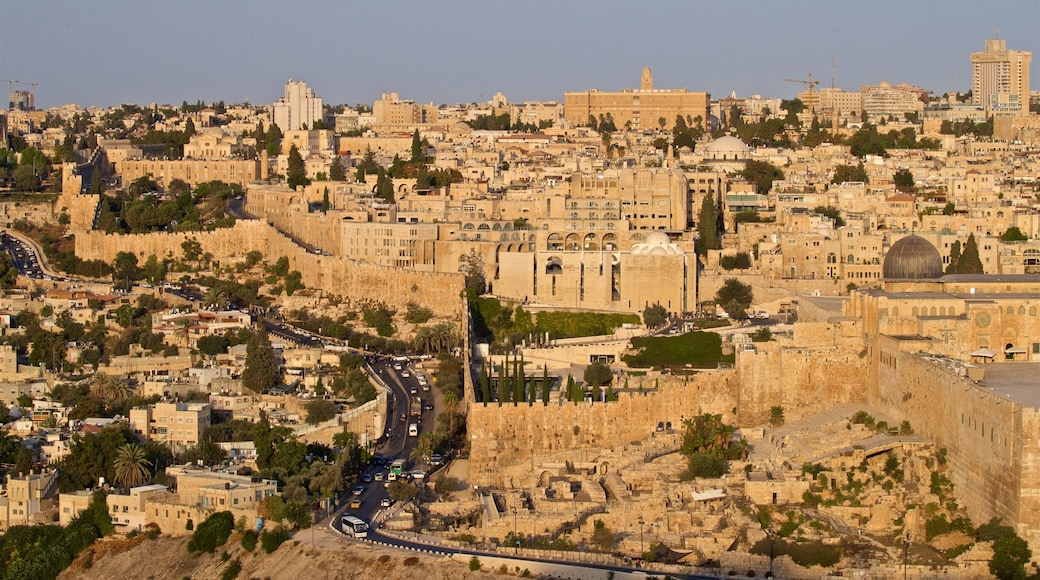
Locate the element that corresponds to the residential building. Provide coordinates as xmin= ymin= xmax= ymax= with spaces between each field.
xmin=0 ymin=469 xmax=60 ymax=530
xmin=129 ymin=402 xmax=211 ymax=450
xmin=270 ymin=80 xmax=323 ymax=131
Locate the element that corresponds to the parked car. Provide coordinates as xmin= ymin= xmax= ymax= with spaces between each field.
xmin=380 ymin=497 xmax=392 ymax=508
xmin=352 ymin=485 xmax=365 ymax=496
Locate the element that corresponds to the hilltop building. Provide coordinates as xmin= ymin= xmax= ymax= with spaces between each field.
xmin=270 ymin=80 xmax=323 ymax=132
xmin=564 ymin=68 xmax=710 ymax=131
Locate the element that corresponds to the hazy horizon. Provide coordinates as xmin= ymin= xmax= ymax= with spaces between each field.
xmin=1 ymin=0 xmax=1037 ymax=111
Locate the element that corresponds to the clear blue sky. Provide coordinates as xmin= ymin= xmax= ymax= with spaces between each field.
xmin=1 ymin=0 xmax=1037 ymax=110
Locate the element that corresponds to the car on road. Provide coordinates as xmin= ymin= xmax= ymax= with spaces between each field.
xmin=430 ymin=454 xmax=444 ymax=466
xmin=380 ymin=497 xmax=392 ymax=508
xmin=361 ymin=473 xmax=373 ymax=483
xmin=393 ymin=364 xmax=402 ymax=371
xmin=400 ymin=414 xmax=407 ymax=422
xmin=423 ymin=403 xmax=434 ymax=412
xmin=349 ymin=498 xmax=362 ymax=509
xmin=352 ymin=485 xmax=365 ymax=496
xmin=409 ymin=386 xmax=417 ymax=395
xmin=756 ymin=311 xmax=769 ymax=319
xmin=374 ymin=472 xmax=384 ymax=482
xmin=401 ymin=371 xmax=410 ymax=378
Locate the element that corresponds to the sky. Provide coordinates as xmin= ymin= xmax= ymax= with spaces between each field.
xmin=1 ymin=0 xmax=1038 ymax=111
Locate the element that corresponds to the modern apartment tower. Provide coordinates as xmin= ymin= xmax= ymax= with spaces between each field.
xmin=271 ymin=79 xmax=323 ymax=131
xmin=971 ymin=37 xmax=1031 ymax=114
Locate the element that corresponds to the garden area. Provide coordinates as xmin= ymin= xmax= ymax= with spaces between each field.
xmin=622 ymin=331 xmax=733 ymax=370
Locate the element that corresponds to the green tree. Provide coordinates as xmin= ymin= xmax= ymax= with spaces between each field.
xmin=990 ymin=535 xmax=1032 ymax=580
xmin=142 ymin=253 xmax=166 ymax=285
xmin=183 ymin=116 xmax=196 ymax=139
xmin=460 ymin=249 xmax=486 ymax=295
xmin=946 ymin=240 xmax=962 ymax=274
xmin=738 ymin=159 xmax=785 ymax=194
xmin=111 ymin=252 xmax=141 ymax=291
xmin=643 ymin=303 xmax=668 ymax=328
xmin=956 ymin=233 xmax=984 ymax=274
xmin=1001 ymin=227 xmax=1028 ymax=242
xmin=812 ymin=205 xmax=846 ymax=227
xmin=329 ymin=156 xmax=346 ymax=181
xmin=590 ymin=519 xmax=616 ymax=551
xmin=410 ymin=129 xmax=423 ymax=162
xmin=112 ymin=443 xmax=152 ymax=489
xmin=583 ymin=362 xmax=613 ymax=389
xmin=830 ymin=163 xmax=869 ymax=184
xmin=893 ymin=168 xmax=915 ymax=193
xmin=13 ymin=164 xmax=40 ymax=191
xmin=696 ymin=195 xmax=719 ymax=256
xmin=769 ymin=406 xmax=785 ymax=427
xmin=305 ymin=399 xmax=338 ymax=425
xmin=286 ymin=144 xmax=310 ymax=189
xmin=242 ymin=329 xmax=279 ymax=393
xmin=715 ymin=278 xmax=753 ymax=319
xmin=942 ymin=201 xmax=956 ymax=216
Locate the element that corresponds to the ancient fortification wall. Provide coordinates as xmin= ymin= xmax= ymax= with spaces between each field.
xmin=467 ymin=371 xmax=738 ymax=488
xmin=874 ymin=353 xmax=1040 ymax=547
xmin=75 ymin=221 xmax=465 ymax=317
xmin=735 ymin=342 xmax=869 ymax=426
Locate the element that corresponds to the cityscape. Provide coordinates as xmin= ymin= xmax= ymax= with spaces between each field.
xmin=0 ymin=14 xmax=1039 ymax=580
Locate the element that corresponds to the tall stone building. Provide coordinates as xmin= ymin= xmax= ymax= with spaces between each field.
xmin=971 ymin=36 xmax=1032 ymax=114
xmin=564 ymin=68 xmax=710 ymax=131
xmin=270 ymin=80 xmax=323 ymax=131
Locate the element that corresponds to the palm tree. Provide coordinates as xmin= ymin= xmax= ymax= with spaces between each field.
xmin=413 ymin=326 xmax=436 ymax=354
xmin=409 ymin=433 xmax=434 ymax=463
xmin=113 ymin=443 xmax=152 ymax=489
xmin=444 ymin=392 xmax=458 ymax=438
xmin=177 ymin=316 xmax=194 ymax=348
xmin=92 ymin=373 xmax=131 ymax=406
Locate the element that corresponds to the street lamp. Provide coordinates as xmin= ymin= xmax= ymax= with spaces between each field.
xmin=767 ymin=529 xmax=775 ymax=578
xmin=637 ymin=516 xmax=644 ymax=564
xmin=512 ymin=507 xmax=519 ymax=554
xmin=903 ymin=533 xmax=909 ymax=580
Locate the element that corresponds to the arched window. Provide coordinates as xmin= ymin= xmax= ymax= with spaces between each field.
xmin=827 ymin=253 xmax=837 ymax=264
xmin=847 ymin=254 xmax=855 ymax=264
xmin=492 ymin=223 xmax=502 ymax=231
xmin=603 ymin=233 xmax=618 ymax=251
xmin=545 ymin=256 xmax=563 ymax=275
xmin=478 ymin=223 xmax=490 ymax=231
xmin=463 ymin=223 xmax=475 ymax=230
xmin=547 ymin=233 xmax=563 ymax=251
xmin=565 ymin=233 xmax=581 ymax=251
xmin=584 ymin=233 xmax=599 ymax=251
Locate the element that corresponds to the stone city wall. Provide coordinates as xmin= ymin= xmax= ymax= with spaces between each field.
xmin=874 ymin=352 xmax=1040 ymax=549
xmin=75 ymin=221 xmax=466 ymax=317
xmin=467 ymin=372 xmax=739 ymax=488
xmin=735 ymin=341 xmax=869 ymax=426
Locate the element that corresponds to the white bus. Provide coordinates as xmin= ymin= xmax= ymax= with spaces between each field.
xmin=341 ymin=514 xmax=369 ymax=538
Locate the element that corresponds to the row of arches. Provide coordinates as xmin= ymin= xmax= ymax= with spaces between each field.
xmin=461 ymin=222 xmax=528 ymax=232
xmin=547 ymin=232 xmax=621 ymax=252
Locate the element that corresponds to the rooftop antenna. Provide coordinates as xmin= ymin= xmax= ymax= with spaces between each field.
xmin=831 ymin=56 xmax=835 ymax=90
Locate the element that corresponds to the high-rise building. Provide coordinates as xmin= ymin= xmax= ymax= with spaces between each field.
xmin=270 ymin=80 xmax=323 ymax=131
xmin=971 ymin=37 xmax=1031 ymax=114
xmin=8 ymin=90 xmax=33 ymax=112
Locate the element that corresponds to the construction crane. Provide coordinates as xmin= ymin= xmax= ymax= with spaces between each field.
xmin=785 ymin=74 xmax=820 ymax=115
xmin=27 ymin=82 xmax=38 ymax=110
xmin=0 ymin=79 xmax=17 ymax=110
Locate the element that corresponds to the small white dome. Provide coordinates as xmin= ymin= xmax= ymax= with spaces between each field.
xmin=705 ymin=135 xmax=749 ymax=154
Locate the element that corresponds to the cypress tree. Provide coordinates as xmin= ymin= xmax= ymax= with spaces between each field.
xmin=697 ymin=195 xmax=719 ymax=256
xmin=956 ymin=233 xmax=984 ymax=274
xmin=541 ymin=364 xmax=550 ymax=406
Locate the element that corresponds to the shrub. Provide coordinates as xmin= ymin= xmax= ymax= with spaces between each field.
xmin=469 ymin=556 xmax=482 ymax=571
xmin=240 ymin=529 xmax=258 ymax=552
xmin=187 ymin=511 xmax=235 ymax=554
xmin=260 ymin=526 xmax=290 ymax=553
xmin=220 ymin=558 xmax=242 ymax=580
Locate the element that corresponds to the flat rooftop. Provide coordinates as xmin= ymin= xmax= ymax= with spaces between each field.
xmin=978 ymin=363 xmax=1040 ymax=409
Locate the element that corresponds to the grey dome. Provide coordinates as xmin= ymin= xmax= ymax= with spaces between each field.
xmin=882 ymin=235 xmax=943 ymax=279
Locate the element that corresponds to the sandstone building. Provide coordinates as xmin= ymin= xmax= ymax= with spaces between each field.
xmin=564 ymin=68 xmax=710 ymax=131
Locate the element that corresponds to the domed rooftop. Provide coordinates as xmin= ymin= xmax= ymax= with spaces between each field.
xmin=882 ymin=235 xmax=944 ymax=279
xmin=631 ymin=231 xmax=684 ymax=256
xmin=705 ymin=135 xmax=749 ymax=154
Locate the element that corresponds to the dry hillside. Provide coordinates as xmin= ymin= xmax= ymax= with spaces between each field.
xmin=59 ymin=531 xmax=514 ymax=580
